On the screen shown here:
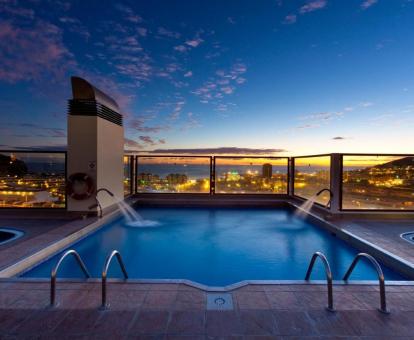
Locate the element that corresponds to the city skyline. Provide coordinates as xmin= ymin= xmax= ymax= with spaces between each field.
xmin=1 ymin=0 xmax=414 ymax=155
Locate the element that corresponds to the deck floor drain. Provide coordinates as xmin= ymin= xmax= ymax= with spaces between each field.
xmin=206 ymin=293 xmax=233 ymax=310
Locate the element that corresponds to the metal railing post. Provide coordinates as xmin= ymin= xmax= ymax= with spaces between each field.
xmin=210 ymin=156 xmax=215 ymax=195
xmin=343 ymin=253 xmax=389 ymax=314
xmin=305 ymin=252 xmax=335 ymax=312
xmin=288 ymin=157 xmax=295 ymax=196
xmin=329 ymin=153 xmax=342 ymax=213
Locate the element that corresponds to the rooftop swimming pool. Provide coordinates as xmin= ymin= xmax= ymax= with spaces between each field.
xmin=22 ymin=207 xmax=404 ymax=285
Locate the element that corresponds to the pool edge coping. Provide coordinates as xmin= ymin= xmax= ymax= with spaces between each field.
xmin=0 ymin=210 xmax=121 ymax=278
xmin=0 ymin=202 xmax=413 ymax=285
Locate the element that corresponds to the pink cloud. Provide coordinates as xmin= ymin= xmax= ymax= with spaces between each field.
xmin=174 ymin=45 xmax=188 ymax=52
xmin=361 ymin=0 xmax=378 ymax=10
xmin=158 ymin=27 xmax=180 ymax=39
xmin=299 ymin=0 xmax=327 ymax=14
xmin=185 ymin=38 xmax=203 ymax=48
xmin=284 ymin=14 xmax=297 ymax=24
xmin=0 ymin=21 xmax=74 ymax=83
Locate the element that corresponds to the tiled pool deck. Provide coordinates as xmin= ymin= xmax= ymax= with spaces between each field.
xmin=1 ymin=281 xmax=414 ymax=338
xmin=1 ymin=199 xmax=414 ymax=338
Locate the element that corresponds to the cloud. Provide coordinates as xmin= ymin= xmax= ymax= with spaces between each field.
xmin=181 ymin=112 xmax=201 ymax=130
xmin=59 ymin=16 xmax=90 ymax=40
xmin=157 ymin=27 xmax=180 ymax=39
xmin=168 ymin=101 xmax=185 ymax=121
xmin=361 ymin=0 xmax=378 ymax=10
xmin=174 ymin=45 xmax=188 ymax=53
xmin=185 ymin=38 xmax=203 ymax=48
xmin=3 ymin=123 xmax=66 ymax=138
xmin=1 ymin=2 xmax=35 ymax=19
xmin=332 ymin=136 xmax=347 ymax=140
xmin=2 ymin=145 xmax=67 ymax=151
xmin=129 ymin=118 xmax=168 ymax=133
xmin=137 ymin=27 xmax=147 ymax=37
xmin=296 ymin=124 xmax=320 ymax=130
xmin=139 ymin=135 xmax=163 ymax=146
xmin=360 ymin=101 xmax=374 ymax=107
xmin=299 ymin=0 xmax=327 ymax=14
xmin=124 ymin=138 xmax=142 ymax=149
xmin=114 ymin=3 xmax=143 ymax=23
xmin=184 ymin=71 xmax=193 ymax=77
xmin=149 ymin=147 xmax=287 ymax=155
xmin=227 ymin=17 xmax=236 ymax=24
xmin=284 ymin=14 xmax=297 ymax=24
xmin=300 ymin=111 xmax=343 ymax=122
xmin=192 ymin=62 xmax=247 ymax=107
xmin=0 ymin=20 xmax=74 ymax=83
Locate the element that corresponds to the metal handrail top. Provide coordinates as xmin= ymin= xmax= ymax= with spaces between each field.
xmin=343 ymin=253 xmax=389 ymax=314
xmin=50 ymin=249 xmax=90 ymax=307
xmin=305 ymin=251 xmax=335 ymax=312
xmin=101 ymin=250 xmax=128 ymax=309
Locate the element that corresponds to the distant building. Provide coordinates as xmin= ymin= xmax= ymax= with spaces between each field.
xmin=166 ymin=173 xmax=188 ymax=185
xmin=137 ymin=173 xmax=159 ymax=182
xmin=262 ymin=163 xmax=272 ymax=179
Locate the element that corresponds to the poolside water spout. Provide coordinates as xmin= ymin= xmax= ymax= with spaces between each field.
xmin=113 ymin=196 xmax=159 ymax=227
xmin=89 ymin=188 xmax=159 ymax=226
xmin=316 ymin=188 xmax=333 ymax=208
xmin=295 ymin=188 xmax=333 ymax=218
xmin=295 ymin=194 xmax=317 ymax=218
xmin=89 ymin=188 xmax=115 ymax=218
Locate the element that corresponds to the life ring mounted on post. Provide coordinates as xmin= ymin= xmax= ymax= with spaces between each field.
xmin=66 ymin=173 xmax=95 ymax=200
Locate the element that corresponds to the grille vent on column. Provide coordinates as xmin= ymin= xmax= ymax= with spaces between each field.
xmin=68 ymin=99 xmax=123 ymax=126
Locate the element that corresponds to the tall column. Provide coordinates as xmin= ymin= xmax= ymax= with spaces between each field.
xmin=67 ymin=77 xmax=124 ymax=212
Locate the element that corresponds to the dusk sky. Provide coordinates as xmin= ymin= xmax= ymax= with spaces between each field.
xmin=0 ymin=0 xmax=413 ymax=156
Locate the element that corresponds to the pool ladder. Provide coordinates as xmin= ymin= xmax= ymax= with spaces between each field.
xmin=305 ymin=251 xmax=389 ymax=313
xmin=49 ymin=249 xmax=128 ymax=309
xmin=49 ymin=249 xmax=389 ymax=313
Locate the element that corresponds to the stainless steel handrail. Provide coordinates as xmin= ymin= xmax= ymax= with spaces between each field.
xmin=101 ymin=250 xmax=128 ymax=309
xmin=343 ymin=253 xmax=389 ymax=314
xmin=305 ymin=252 xmax=335 ymax=312
xmin=50 ymin=249 xmax=91 ymax=307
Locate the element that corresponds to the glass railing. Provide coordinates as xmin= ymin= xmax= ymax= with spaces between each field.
xmin=123 ymin=155 xmax=133 ymax=196
xmin=342 ymin=154 xmax=414 ymax=210
xmin=136 ymin=156 xmax=211 ymax=193
xmin=0 ymin=151 xmax=66 ymax=208
xmin=2 ymin=150 xmax=412 ymax=212
xmin=214 ymin=157 xmax=288 ymax=194
xmin=293 ymin=155 xmax=331 ymax=206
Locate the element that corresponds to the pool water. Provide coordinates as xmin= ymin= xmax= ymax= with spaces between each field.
xmin=22 ymin=207 xmax=404 ymax=285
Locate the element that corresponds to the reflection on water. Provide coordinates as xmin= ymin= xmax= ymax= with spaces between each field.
xmin=23 ymin=207 xmax=405 ymax=285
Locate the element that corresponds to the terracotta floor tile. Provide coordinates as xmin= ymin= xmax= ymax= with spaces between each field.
xmin=174 ymin=290 xmax=205 ymax=310
xmin=306 ymin=310 xmax=359 ymax=336
xmin=272 ymin=311 xmax=317 ymax=336
xmin=266 ymin=291 xmax=302 ymax=310
xmin=0 ymin=309 xmax=33 ymax=334
xmin=240 ymin=310 xmax=277 ymax=335
xmin=129 ymin=310 xmax=170 ymax=335
xmin=51 ymin=309 xmax=103 ymax=335
xmin=205 ymin=311 xmax=243 ymax=337
xmin=11 ymin=309 xmax=69 ymax=336
xmin=234 ymin=291 xmax=270 ymax=310
xmin=166 ymin=310 xmax=205 ymax=335
xmin=142 ymin=290 xmax=178 ymax=310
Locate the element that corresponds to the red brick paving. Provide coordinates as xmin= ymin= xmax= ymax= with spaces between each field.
xmin=0 ymin=281 xmax=414 ymax=339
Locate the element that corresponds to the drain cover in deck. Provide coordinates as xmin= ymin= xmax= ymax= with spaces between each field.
xmin=206 ymin=293 xmax=234 ymax=310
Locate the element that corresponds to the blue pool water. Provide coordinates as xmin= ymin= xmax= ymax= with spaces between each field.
xmin=22 ymin=207 xmax=404 ymax=285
